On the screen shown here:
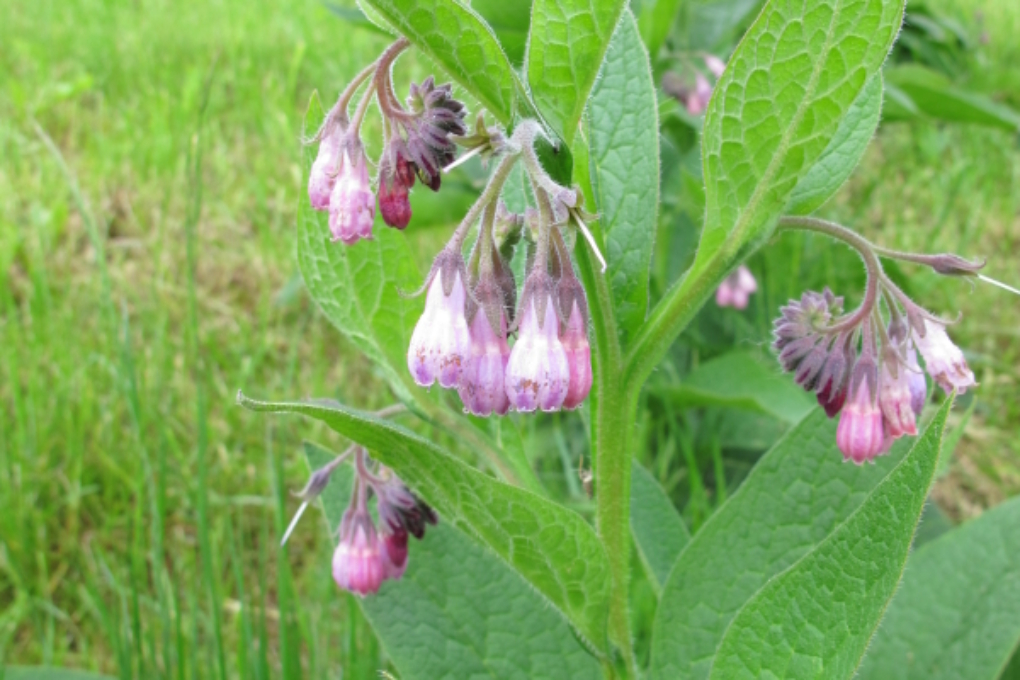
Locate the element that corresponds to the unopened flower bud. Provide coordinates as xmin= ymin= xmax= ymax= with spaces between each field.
xmin=561 ymin=300 xmax=592 ymax=410
xmin=328 ymin=148 xmax=375 ymax=245
xmin=814 ymin=334 xmax=853 ymax=418
xmin=703 ymin=54 xmax=727 ymax=78
xmin=836 ymin=359 xmax=886 ymax=464
xmin=374 ymin=468 xmax=438 ymax=540
xmin=506 ymin=278 xmax=570 ymax=413
xmin=927 ymin=253 xmax=985 ymax=277
xmin=913 ymin=320 xmax=977 ymax=395
xmin=378 ymin=140 xmax=415 ymax=229
xmin=716 ymin=265 xmax=758 ymax=309
xmin=332 ymin=518 xmax=387 ymax=596
xmin=382 ymin=528 xmax=409 ymax=580
xmin=407 ymin=253 xmax=471 ymax=389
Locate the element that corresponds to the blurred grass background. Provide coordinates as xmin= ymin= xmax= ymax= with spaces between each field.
xmin=0 ymin=0 xmax=1017 ymax=677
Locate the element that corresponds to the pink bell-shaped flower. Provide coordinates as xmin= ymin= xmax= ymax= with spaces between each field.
xmin=913 ymin=320 xmax=976 ymax=395
xmin=407 ymin=256 xmax=471 ymax=389
xmin=458 ymin=306 xmax=511 ymax=417
xmin=328 ymin=148 xmax=375 ymax=245
xmin=309 ymin=124 xmax=342 ymax=211
xmin=836 ymin=361 xmax=886 ymax=465
xmin=879 ymin=358 xmax=919 ymax=439
xmin=505 ymin=291 xmax=569 ymax=413
xmin=716 ymin=265 xmax=757 ymax=309
xmin=560 ymin=300 xmax=592 ymax=410
xmin=332 ymin=517 xmax=388 ymax=596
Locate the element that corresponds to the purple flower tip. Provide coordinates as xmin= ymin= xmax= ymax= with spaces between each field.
xmin=716 ymin=265 xmax=757 ymax=309
xmin=505 ymin=294 xmax=569 ymax=413
xmin=332 ymin=521 xmax=387 ymax=596
xmin=407 ymin=268 xmax=471 ymax=389
xmin=328 ymin=149 xmax=375 ymax=245
xmin=457 ymin=308 xmax=511 ymax=417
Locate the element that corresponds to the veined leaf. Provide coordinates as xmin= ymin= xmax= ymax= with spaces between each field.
xmin=360 ymin=0 xmax=519 ymax=124
xmin=588 ymin=12 xmax=660 ymax=341
xmin=649 ymin=406 xmax=932 ymax=679
xmin=694 ymin=0 xmax=905 ymax=284
xmin=527 ymin=0 xmax=628 ymax=144
xmin=305 ymin=443 xmax=600 ymax=679
xmin=788 ymin=74 xmax=884 ymax=215
xmin=857 ymin=495 xmax=1020 ymax=680
xmin=298 ymin=93 xmax=422 ymax=401
xmin=631 ymin=461 xmax=690 ymax=594
xmin=708 ymin=399 xmax=951 ymax=679
xmin=655 ymin=350 xmax=815 ymax=424
xmin=240 ymin=394 xmax=611 ymax=653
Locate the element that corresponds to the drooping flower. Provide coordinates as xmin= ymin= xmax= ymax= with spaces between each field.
xmin=328 ymin=147 xmax=375 ymax=245
xmin=558 ymin=277 xmax=592 ymax=411
xmin=913 ymin=319 xmax=977 ymax=395
xmin=716 ymin=265 xmax=758 ymax=309
xmin=378 ymin=139 xmax=415 ymax=229
xmin=458 ymin=298 xmax=511 ymax=417
xmin=905 ymin=346 xmax=927 ymax=416
xmin=373 ymin=467 xmax=438 ymax=540
xmin=332 ymin=511 xmax=388 ymax=596
xmin=382 ymin=528 xmax=409 ymax=580
xmin=836 ymin=358 xmax=886 ymax=465
xmin=407 ymin=252 xmax=471 ymax=389
xmin=309 ymin=122 xmax=342 ymax=211
xmin=879 ymin=356 xmax=919 ymax=439
xmin=505 ymin=275 xmax=570 ymax=413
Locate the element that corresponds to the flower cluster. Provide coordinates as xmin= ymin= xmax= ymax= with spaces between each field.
xmin=662 ymin=53 xmax=727 ymax=116
xmin=716 ymin=265 xmax=758 ymax=309
xmin=406 ymin=122 xmax=596 ymax=415
xmin=307 ymin=39 xmax=466 ymax=244
xmin=772 ymin=223 xmax=980 ymax=465
xmin=331 ymin=449 xmax=437 ymax=596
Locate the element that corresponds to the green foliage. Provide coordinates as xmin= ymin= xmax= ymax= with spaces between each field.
xmin=359 ymin=0 xmax=519 ymax=123
xmin=857 ymin=495 xmax=1020 ymax=680
xmin=527 ymin=0 xmax=627 ymax=144
xmin=708 ymin=400 xmax=951 ymax=679
xmin=304 ymin=442 xmax=601 ymax=680
xmin=1 ymin=670 xmax=116 ymax=680
xmin=630 ymin=461 xmax=690 ymax=594
xmin=587 ymin=12 xmax=659 ymax=340
xmin=698 ymin=0 xmax=905 ymax=265
xmin=653 ymin=351 xmax=814 ymax=424
xmin=649 ymin=408 xmax=928 ymax=679
xmin=884 ymin=64 xmax=1020 ymax=130
xmin=470 ymin=0 xmax=534 ymax=65
xmin=238 ymin=394 xmax=612 ymax=653
xmin=788 ymin=75 xmax=885 ymax=215
xmin=298 ymin=94 xmax=422 ymax=401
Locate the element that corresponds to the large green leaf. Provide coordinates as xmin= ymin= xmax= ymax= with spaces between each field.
xmin=305 ymin=443 xmax=600 ymax=679
xmin=884 ymin=64 xmax=1020 ymax=131
xmin=587 ymin=12 xmax=659 ymax=340
xmin=239 ymin=394 xmax=611 ymax=653
xmin=708 ymin=400 xmax=951 ymax=679
xmin=693 ymin=0 xmax=905 ymax=283
xmin=298 ymin=93 xmax=422 ymax=401
xmin=630 ymin=461 xmax=690 ymax=594
xmin=527 ymin=0 xmax=628 ymax=144
xmin=648 ymin=405 xmax=942 ymax=679
xmin=857 ymin=495 xmax=1020 ymax=680
xmin=655 ymin=350 xmax=815 ymax=424
xmin=787 ymin=74 xmax=884 ymax=215
xmin=360 ymin=0 xmax=520 ymax=124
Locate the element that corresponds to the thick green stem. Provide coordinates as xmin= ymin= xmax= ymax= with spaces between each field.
xmin=572 ymin=139 xmax=635 ymax=678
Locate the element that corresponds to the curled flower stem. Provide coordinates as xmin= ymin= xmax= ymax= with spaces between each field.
xmin=777 ymin=216 xmax=883 ymax=334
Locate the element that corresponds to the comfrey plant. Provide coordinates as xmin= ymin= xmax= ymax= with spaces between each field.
xmin=239 ymin=1 xmax=1019 ymax=678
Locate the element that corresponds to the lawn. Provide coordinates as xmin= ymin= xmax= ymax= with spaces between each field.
xmin=1 ymin=0 xmax=1018 ymax=677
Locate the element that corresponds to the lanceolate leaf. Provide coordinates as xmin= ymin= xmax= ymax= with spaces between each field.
xmin=857 ymin=495 xmax=1020 ymax=680
xmin=649 ymin=407 xmax=927 ymax=680
xmin=788 ymin=74 xmax=884 ymax=215
xmin=588 ymin=12 xmax=660 ymax=340
xmin=631 ymin=461 xmax=690 ymax=594
xmin=696 ymin=0 xmax=904 ymax=291
xmin=239 ymin=393 xmax=611 ymax=653
xmin=884 ymin=64 xmax=1020 ymax=131
xmin=360 ymin=0 xmax=519 ymax=124
xmin=305 ymin=443 xmax=600 ymax=680
xmin=298 ymin=93 xmax=422 ymax=401
xmin=707 ymin=399 xmax=951 ymax=679
xmin=527 ymin=0 xmax=628 ymax=144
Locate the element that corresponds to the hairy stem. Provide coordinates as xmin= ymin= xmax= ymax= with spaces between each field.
xmin=571 ymin=140 xmax=634 ymax=677
xmin=448 ymin=151 xmax=520 ymax=251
